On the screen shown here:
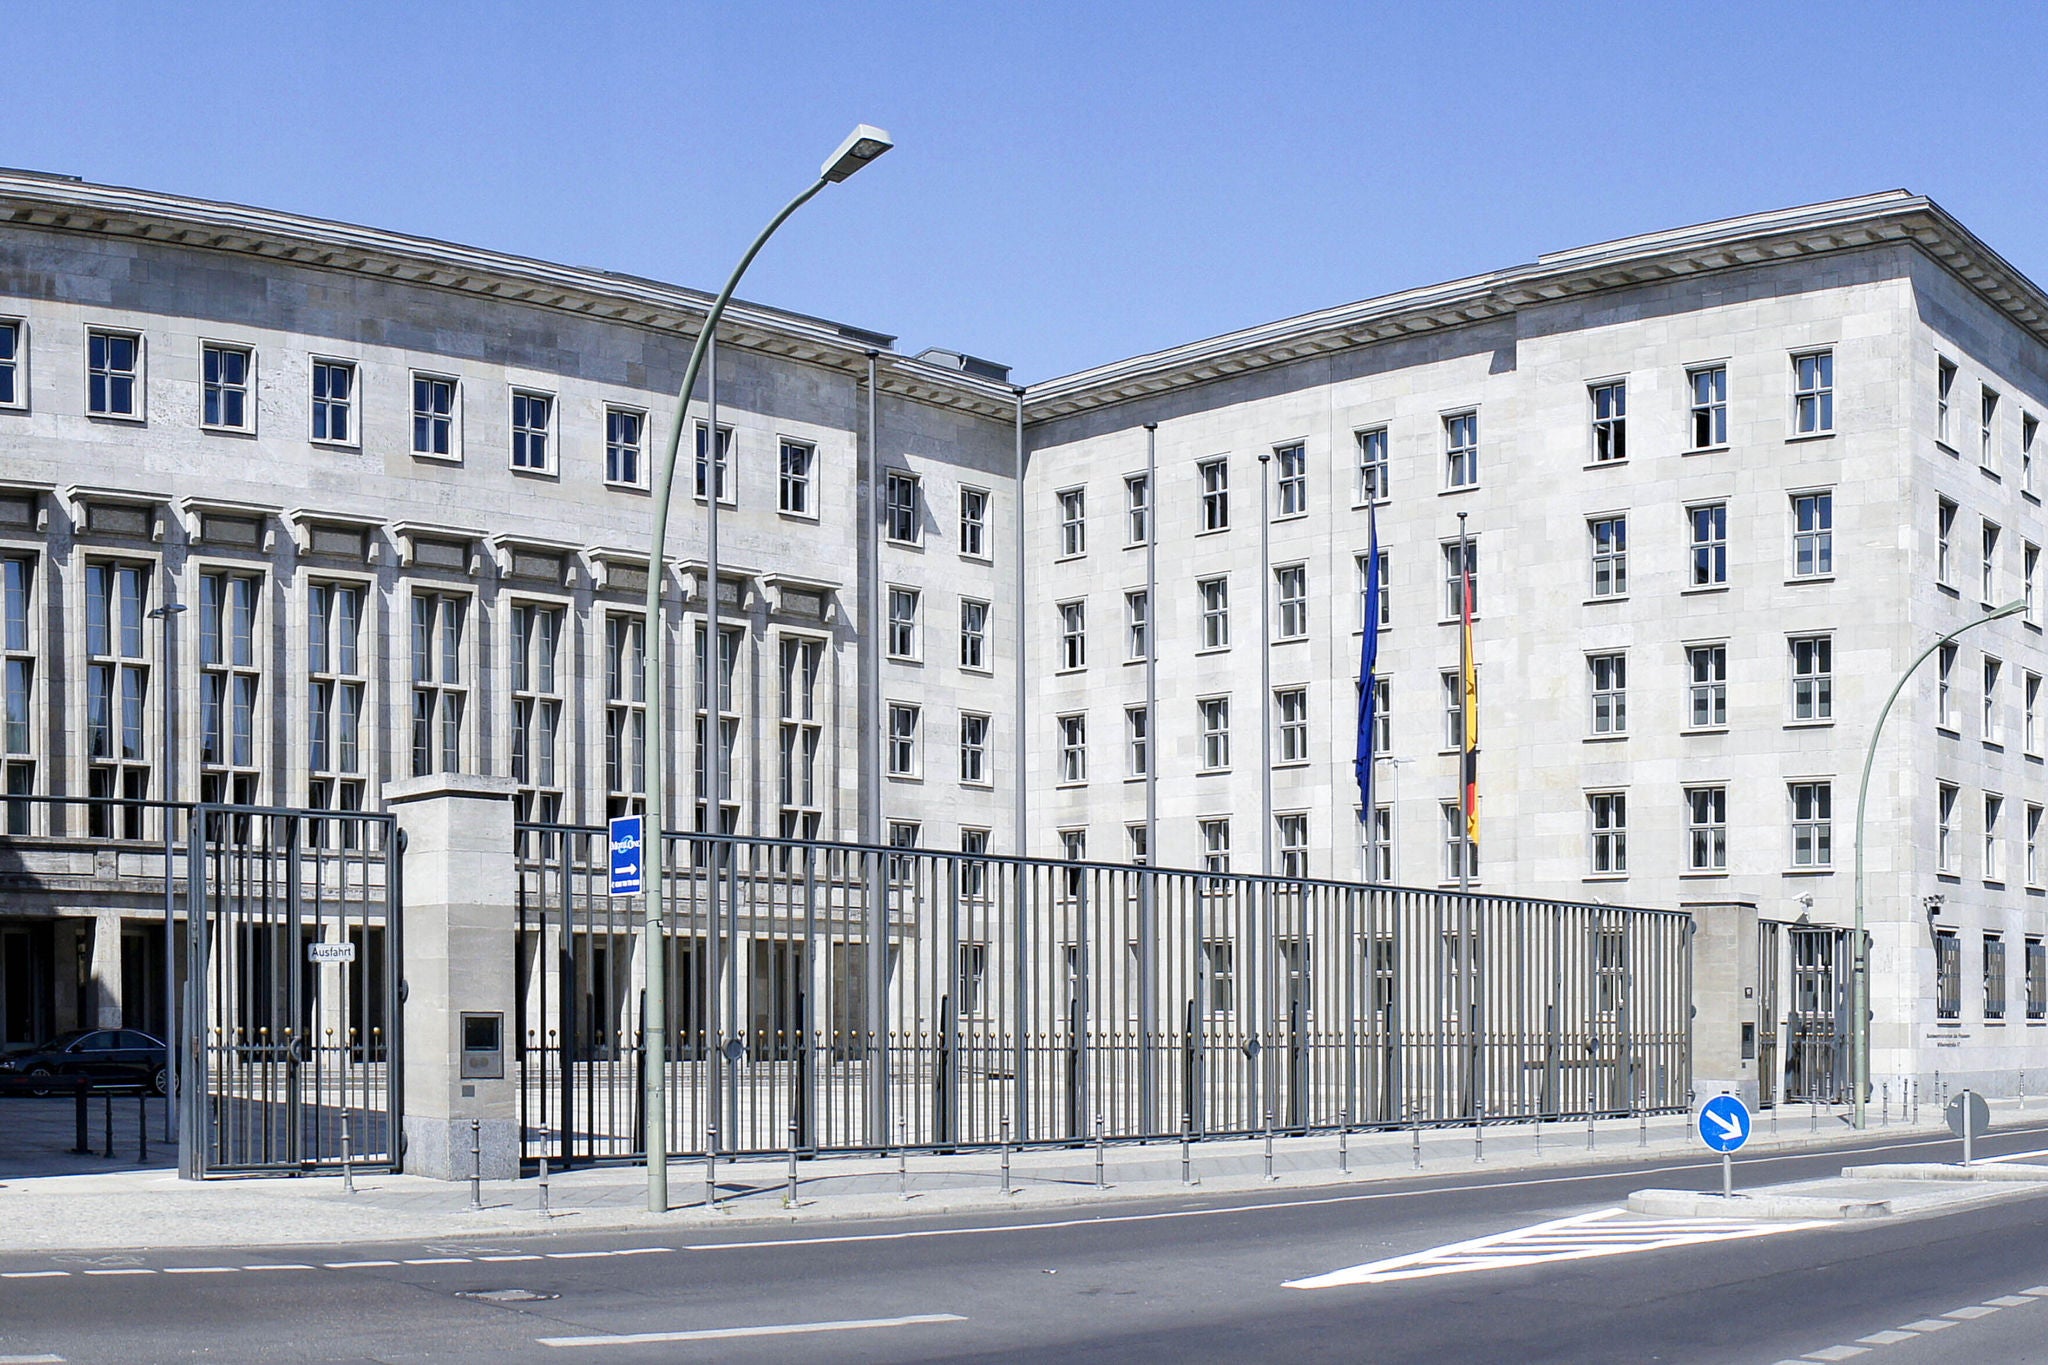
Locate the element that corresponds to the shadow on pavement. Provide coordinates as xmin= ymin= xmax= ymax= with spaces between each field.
xmin=0 ymin=1092 xmax=175 ymax=1179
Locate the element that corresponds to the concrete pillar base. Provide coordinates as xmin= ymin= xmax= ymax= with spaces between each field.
xmin=403 ymin=1116 xmax=520 ymax=1182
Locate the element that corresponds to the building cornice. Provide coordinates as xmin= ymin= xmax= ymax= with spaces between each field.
xmin=1021 ymin=191 xmax=2048 ymax=423
xmin=0 ymin=171 xmax=1019 ymax=421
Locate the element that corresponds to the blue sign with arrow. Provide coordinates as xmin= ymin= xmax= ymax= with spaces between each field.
xmin=1697 ymin=1094 xmax=1751 ymax=1154
xmin=609 ymin=814 xmax=644 ymax=897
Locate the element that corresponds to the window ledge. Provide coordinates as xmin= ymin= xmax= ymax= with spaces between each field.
xmin=1784 ymin=720 xmax=1835 ymax=730
xmin=88 ymin=413 xmax=147 ymax=426
xmin=606 ymin=481 xmax=652 ymax=496
xmin=1196 ymin=526 xmax=1231 ymax=537
xmin=1782 ymin=866 xmax=1834 ymax=877
xmin=1583 ymin=595 xmax=1629 ymax=606
xmin=1681 ymin=584 xmax=1729 ymax=597
xmin=309 ymin=437 xmax=361 ymax=451
xmin=1678 ymin=869 xmax=1730 ymax=879
xmin=1273 ymin=759 xmax=1311 ymax=770
xmin=1937 ymin=724 xmax=1961 ymax=738
xmin=1583 ymin=873 xmax=1629 ymax=883
xmin=201 ymin=424 xmax=256 ymax=439
xmin=509 ymin=466 xmax=559 ymax=481
xmin=1350 ymin=497 xmax=1391 ymax=512
xmin=1981 ymin=466 xmax=2003 ymax=482
xmin=1937 ymin=582 xmax=1961 ymax=598
xmin=1582 ymin=460 xmax=1629 ymax=472
xmin=1785 ymin=575 xmax=1836 ymax=587
xmin=1786 ymin=431 xmax=1836 ymax=444
xmin=885 ymin=774 xmax=924 ymax=784
xmin=1936 ymin=870 xmax=1961 ymax=882
xmin=1272 ymin=512 xmax=1309 ymax=525
xmin=1271 ymin=635 xmax=1308 ymax=647
xmin=1936 ymin=440 xmax=1959 ymax=458
xmin=959 ymin=666 xmax=993 ymax=677
xmin=2025 ymin=490 xmax=2042 ymax=506
xmin=1682 ymin=726 xmax=1730 ymax=737
xmin=1985 ymin=740 xmax=2007 ymax=752
xmin=1196 ymin=646 xmax=1230 ymax=657
xmin=885 ymin=655 xmax=923 ymax=667
xmin=1197 ymin=768 xmax=1230 ymax=777
xmin=777 ymin=509 xmax=820 ymax=523
xmin=1584 ymin=733 xmax=1628 ymax=744
xmin=883 ymin=538 xmax=924 ymax=552
xmin=1053 ymin=553 xmax=1085 ymax=564
xmin=1439 ymin=484 xmax=1480 ymax=497
xmin=1686 ymin=444 xmax=1730 ymax=456
xmin=1984 ymin=879 xmax=2008 ymax=890
xmin=1054 ymin=666 xmax=1086 ymax=677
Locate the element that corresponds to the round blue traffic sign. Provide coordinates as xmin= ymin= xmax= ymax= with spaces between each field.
xmin=1697 ymin=1094 xmax=1751 ymax=1153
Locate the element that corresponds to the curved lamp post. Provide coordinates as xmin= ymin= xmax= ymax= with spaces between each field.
xmin=640 ymin=126 xmax=893 ymax=1211
xmin=1851 ymin=597 xmax=2024 ymax=1130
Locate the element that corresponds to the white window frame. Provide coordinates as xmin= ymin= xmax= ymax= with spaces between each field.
xmin=1589 ymin=380 xmax=1627 ymax=463
xmin=1275 ymin=686 xmax=1309 ymax=765
xmin=1588 ymin=791 xmax=1627 ymax=875
xmin=1984 ymin=654 xmax=2004 ymax=745
xmin=2027 ymin=803 xmax=2043 ymax=889
xmin=959 ymin=711 xmax=990 ymax=786
xmin=886 ymin=702 xmax=921 ymax=778
xmin=309 ymin=357 xmax=356 ymax=446
xmin=959 ymin=598 xmax=989 ymax=672
xmin=1274 ymin=564 xmax=1307 ymax=640
xmin=1125 ymin=704 xmax=1150 ymax=778
xmin=1274 ymin=442 xmax=1307 ymax=517
xmin=1689 ymin=503 xmax=1727 ymax=588
xmin=1198 ymin=696 xmax=1231 ymax=772
xmin=1687 ymin=786 xmax=1727 ymax=872
xmin=1687 ymin=643 xmax=1727 ymax=730
xmin=1124 ymin=474 xmax=1151 ymax=546
xmin=1357 ymin=551 xmax=1391 ymax=632
xmin=1789 ymin=780 xmax=1832 ymax=868
xmin=1444 ymin=410 xmax=1478 ymax=488
xmin=1689 ymin=364 xmax=1727 ymax=449
xmin=510 ymin=388 xmax=555 ymax=474
xmin=958 ymin=486 xmax=988 ymax=557
xmin=1589 ymin=516 xmax=1627 ymax=598
xmin=1356 ymin=426 xmax=1389 ymax=504
xmin=777 ymin=438 xmax=815 ymax=516
xmin=1985 ymin=791 xmax=2007 ymax=884
xmin=2026 ymin=671 xmax=2041 ymax=756
xmin=1056 ymin=713 xmax=1087 ymax=784
xmin=1982 ymin=385 xmax=2001 ymax=472
xmin=605 ymin=406 xmax=647 ymax=489
xmin=1792 ymin=349 xmax=1834 ymax=436
xmin=1790 ymin=634 xmax=1833 ymax=723
xmin=693 ymin=421 xmax=734 ymax=505
xmin=87 ymin=328 xmax=144 ymax=422
xmin=411 ymin=371 xmax=459 ymax=460
xmin=0 ymin=316 xmax=22 ymax=412
xmin=884 ymin=470 xmax=922 ymax=546
xmin=1056 ymin=599 xmax=1086 ymax=671
xmin=1982 ymin=520 xmax=2001 ymax=605
xmin=1198 ymin=576 xmax=1229 ymax=651
xmin=1938 ymin=642 xmax=1960 ymax=731
xmin=1937 ymin=781 xmax=1959 ymax=873
xmin=1057 ymin=487 xmax=1086 ymax=558
xmin=1937 ymin=357 xmax=1957 ymax=447
xmin=1198 ymin=458 xmax=1230 ymax=532
xmin=201 ymin=342 xmax=255 ymax=434
xmin=1791 ymin=491 xmax=1833 ymax=578
xmin=1937 ymin=497 xmax=1957 ymax=587
xmin=886 ymin=586 xmax=920 ymax=662
xmin=1588 ymin=652 xmax=1627 ymax=736
xmin=1125 ymin=590 xmax=1149 ymax=661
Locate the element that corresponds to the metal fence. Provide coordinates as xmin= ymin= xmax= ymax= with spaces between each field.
xmin=514 ymin=827 xmax=1693 ymax=1164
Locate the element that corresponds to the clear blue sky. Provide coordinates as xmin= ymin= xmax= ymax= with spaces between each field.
xmin=10 ymin=1 xmax=2048 ymax=382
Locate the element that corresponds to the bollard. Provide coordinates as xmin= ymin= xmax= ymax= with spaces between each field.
xmin=898 ymin=1117 xmax=909 ymax=1201
xmin=138 ymin=1091 xmax=148 ymax=1163
xmin=1263 ymin=1110 xmax=1275 ymax=1182
xmin=1473 ymin=1103 xmax=1484 ymax=1164
xmin=1881 ymin=1080 xmax=1889 ymax=1127
xmin=707 ymin=1123 xmax=720 ymax=1209
xmin=2021 ymin=1070 xmax=2027 ymax=1111
xmin=103 ymin=1091 xmax=114 ymax=1159
xmin=785 ymin=1119 xmax=800 ymax=1210
xmin=1094 ymin=1118 xmax=1106 ymax=1190
xmin=468 ymin=1118 xmax=482 ymax=1211
xmin=72 ymin=1080 xmax=90 ymax=1155
xmin=1809 ymin=1099 xmax=1817 ymax=1134
xmin=1181 ymin=1120 xmax=1194 ymax=1186
xmin=538 ymin=1156 xmax=550 ymax=1219
xmin=1411 ymin=1119 xmax=1422 ymax=1170
xmin=341 ymin=1114 xmax=355 ymax=1195
xmin=1338 ymin=1110 xmax=1350 ymax=1176
xmin=1638 ymin=1107 xmax=1647 ymax=1149
xmin=1000 ymin=1115 xmax=1012 ymax=1196
xmin=1534 ymin=1114 xmax=1543 ymax=1156
xmin=1912 ymin=1077 xmax=1919 ymax=1124
xmin=1586 ymin=1109 xmax=1595 ymax=1152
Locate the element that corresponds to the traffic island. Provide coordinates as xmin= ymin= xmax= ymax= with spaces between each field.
xmin=1627 ymin=1188 xmax=1892 ymax=1220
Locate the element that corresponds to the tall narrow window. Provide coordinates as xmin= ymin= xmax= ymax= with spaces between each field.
xmin=1442 ymin=802 xmax=1476 ymax=880
xmin=1588 ymin=792 xmax=1627 ymax=873
xmin=692 ymin=422 xmax=733 ymax=502
xmin=1198 ymin=697 xmax=1230 ymax=771
xmin=605 ymin=614 xmax=647 ymax=820
xmin=1441 ymin=670 xmax=1467 ymax=750
xmin=1982 ymin=386 xmax=2000 ymax=470
xmin=1790 ymin=635 xmax=1832 ymax=722
xmin=310 ymin=359 xmax=353 ymax=443
xmin=2025 ymin=413 xmax=2039 ymax=495
xmin=1690 ymin=503 xmax=1727 ymax=587
xmin=2027 ymin=937 xmax=2046 ymax=1019
xmin=1371 ymin=677 xmax=1391 ymax=755
xmin=1125 ymin=704 xmax=1150 ymax=777
xmin=1687 ymin=787 xmax=1727 ymax=871
xmin=2027 ymin=804 xmax=2041 ymax=888
xmin=884 ymin=470 xmax=921 ymax=544
xmin=1057 ymin=600 xmax=1086 ymax=670
xmin=1124 ymin=474 xmax=1151 ymax=545
xmin=885 ymin=702 xmax=919 ymax=778
xmin=1058 ymin=488 xmax=1087 ymax=557
xmin=1124 ymin=590 xmax=1149 ymax=661
xmin=1687 ymin=644 xmax=1727 ymax=729
xmin=1792 ymin=492 xmax=1833 ymax=577
xmin=307 ymin=581 xmax=364 ymax=828
xmin=1198 ymin=576 xmax=1229 ymax=650
xmin=2025 ymin=672 xmax=2041 ymax=756
xmin=777 ymin=635 xmax=822 ymax=837
xmin=777 ymin=439 xmax=813 ymax=514
xmin=958 ymin=487 xmax=987 ymax=556
xmin=412 ymin=374 xmax=456 ymax=457
xmin=1057 ymin=713 xmax=1087 ymax=783
xmin=1938 ymin=642 xmax=1960 ymax=730
xmin=198 ymin=570 xmax=263 ymax=806
xmin=1589 ymin=516 xmax=1627 ymax=597
xmin=1198 ymin=458 xmax=1230 ymax=531
xmin=1444 ymin=411 xmax=1478 ymax=488
xmin=1274 ymin=443 xmax=1307 ymax=516
xmin=1983 ymin=655 xmax=2004 ymax=744
xmin=958 ymin=712 xmax=989 ymax=786
xmin=1442 ymin=540 xmax=1478 ymax=618
xmin=959 ymin=598 xmax=989 ymax=670
xmin=85 ymin=562 xmax=150 ymax=837
xmin=88 ymin=331 xmax=141 ymax=419
xmin=1367 ymin=805 xmax=1393 ymax=882
xmin=1935 ymin=930 xmax=1960 ymax=1019
xmin=607 ymin=408 xmax=644 ymax=487
xmin=1985 ymin=932 xmax=2007 ymax=1019
xmin=693 ymin=623 xmax=741 ymax=831
xmin=1275 ymin=686 xmax=1309 ymax=763
xmin=1937 ymin=782 xmax=1959 ymax=872
xmin=1358 ymin=550 xmax=1391 ymax=631
xmin=1937 ymin=497 xmax=1957 ymax=586
xmin=1984 ymin=793 xmax=2006 ymax=883
xmin=886 ymin=587 xmax=920 ymax=661
xmin=1793 ymin=350 xmax=1834 ymax=435
xmin=202 ymin=344 xmax=252 ymax=431
xmin=2 ymin=557 xmax=34 ymax=826
xmin=1274 ymin=565 xmax=1307 ymax=640
xmin=510 ymin=390 xmax=553 ymax=473
xmin=1936 ymin=358 xmax=1956 ymax=446
xmin=1357 ymin=426 xmax=1389 ymax=502
xmin=409 ymin=593 xmax=466 ymax=777
xmin=1689 ymin=365 xmax=1727 ymax=448
xmin=1789 ymin=781 xmax=1832 ymax=867
xmin=0 ymin=318 xmax=19 ymax=409
xmin=1588 ymin=653 xmax=1627 ymax=735
xmin=508 ymin=602 xmax=563 ymax=823
xmin=2024 ymin=543 xmax=2040 ymax=624
xmin=1276 ymin=812 xmax=1309 ymax=878
xmin=1590 ymin=381 xmax=1627 ymax=462
xmin=1982 ymin=521 xmax=2001 ymax=603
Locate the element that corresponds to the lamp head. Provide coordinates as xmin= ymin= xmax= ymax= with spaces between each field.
xmin=822 ymin=125 xmax=894 ymax=183
xmin=1993 ymin=598 xmax=2028 ymax=621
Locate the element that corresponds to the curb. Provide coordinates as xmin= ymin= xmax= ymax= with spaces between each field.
xmin=1841 ymin=1162 xmax=2048 ymax=1183
xmin=1626 ymin=1189 xmax=1891 ymax=1220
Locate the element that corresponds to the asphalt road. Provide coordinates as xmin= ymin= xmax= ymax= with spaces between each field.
xmin=4 ymin=1123 xmax=2047 ymax=1363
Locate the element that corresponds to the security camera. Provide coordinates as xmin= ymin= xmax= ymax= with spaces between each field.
xmin=1923 ymin=893 xmax=1945 ymax=916
xmin=1795 ymin=893 xmax=1814 ymax=909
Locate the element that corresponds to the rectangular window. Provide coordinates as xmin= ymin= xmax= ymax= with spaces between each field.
xmin=776 ymin=635 xmax=821 ymax=836
xmin=307 ymin=581 xmax=365 ymax=829
xmin=884 ymin=470 xmax=921 ymax=544
xmin=959 ymin=712 xmax=989 ymax=785
xmin=1687 ymin=644 xmax=1728 ymax=729
xmin=1200 ymin=818 xmax=1231 ymax=883
xmin=202 ymin=344 xmax=252 ymax=431
xmin=1982 ymin=386 xmax=2000 ymax=471
xmin=2028 ymin=804 xmax=2043 ymax=888
xmin=1985 ymin=793 xmax=2006 ymax=883
xmin=510 ymin=390 xmax=554 ymax=472
xmin=886 ymin=702 xmax=920 ymax=777
xmin=311 ymin=359 xmax=353 ymax=443
xmin=1125 ymin=704 xmax=1150 ymax=778
xmin=1125 ymin=590 xmax=1149 ymax=661
xmin=1367 ymin=805 xmax=1393 ymax=883
xmin=2 ymin=558 xmax=33 ymax=802
xmin=1357 ymin=426 xmax=1389 ymax=502
xmin=2026 ymin=937 xmax=2045 ymax=1020
xmin=1938 ymin=782 xmax=1959 ymax=872
xmin=1937 ymin=358 xmax=1956 ymax=446
xmin=2026 ymin=672 xmax=2041 ymax=755
xmin=198 ymin=571 xmax=263 ymax=800
xmin=1276 ymin=686 xmax=1309 ymax=764
xmin=1935 ymin=929 xmax=1961 ymax=1020
xmin=1985 ymin=932 xmax=2007 ymax=1020
xmin=694 ymin=625 xmax=740 ymax=831
xmin=959 ymin=598 xmax=989 ymax=670
xmin=1358 ymin=552 xmax=1390 ymax=631
xmin=691 ymin=422 xmax=733 ymax=502
xmin=886 ymin=587 xmax=920 ymax=661
xmin=777 ymin=439 xmax=813 ymax=514
xmin=1938 ymin=643 xmax=1960 ymax=730
xmin=88 ymin=330 xmax=141 ymax=419
xmin=606 ymin=408 xmax=644 ymax=487
xmin=1126 ymin=822 xmax=1149 ymax=867
xmin=412 ymin=373 xmax=456 ymax=458
xmin=1588 ymin=652 xmax=1627 ymax=735
xmin=1274 ymin=443 xmax=1307 ymax=516
xmin=1124 ymin=474 xmax=1151 ymax=545
xmin=1198 ymin=576 xmax=1229 ymax=650
xmin=1372 ymin=677 xmax=1391 ymax=756
xmin=1984 ymin=655 xmax=2004 ymax=744
xmin=1690 ymin=365 xmax=1727 ymax=449
xmin=1790 ymin=780 xmax=1832 ymax=868
xmin=1442 ymin=802 xmax=1475 ymax=881
xmin=1690 ymin=503 xmax=1727 ymax=587
xmin=409 ymin=592 xmax=466 ymax=777
xmin=1199 ymin=696 xmax=1230 ymax=771
xmin=1441 ymin=670 xmax=1466 ymax=750
xmin=1058 ymin=488 xmax=1086 ymax=557
xmin=1983 ymin=520 xmax=2001 ymax=603
xmin=1442 ymin=539 xmax=1478 ymax=618
xmin=1277 ymin=812 xmax=1309 ymax=878
xmin=85 ymin=562 xmax=150 ymax=836
xmin=1056 ymin=713 xmax=1087 ymax=784
xmin=606 ymin=615 xmax=647 ymax=817
xmin=2026 ymin=413 xmax=2039 ymax=495
xmin=1937 ymin=498 xmax=1957 ymax=586
xmin=1444 ymin=410 xmax=1478 ymax=488
xmin=1793 ymin=350 xmax=1834 ymax=436
xmin=959 ymin=487 xmax=988 ymax=556
xmin=1198 ymin=458 xmax=1230 ymax=531
xmin=961 ymin=828 xmax=991 ymax=898
xmin=1790 ymin=635 xmax=1832 ymax=722
xmin=2025 ymin=543 xmax=2040 ymax=624
xmin=0 ymin=318 xmax=19 ymax=408
xmin=1792 ymin=492 xmax=1833 ymax=577
xmin=1274 ymin=564 xmax=1307 ymax=640
xmin=1590 ymin=381 xmax=1627 ymax=462
xmin=1589 ymin=516 xmax=1627 ymax=597
xmin=1588 ymin=792 xmax=1627 ymax=874
xmin=508 ymin=602 xmax=563 ymax=822
xmin=1057 ymin=600 xmax=1086 ymax=670
xmin=1201 ymin=938 xmax=1235 ymax=1012
xmin=1687 ymin=786 xmax=1727 ymax=871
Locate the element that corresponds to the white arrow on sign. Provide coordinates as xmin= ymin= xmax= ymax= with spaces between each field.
xmin=1708 ymin=1110 xmax=1743 ymax=1142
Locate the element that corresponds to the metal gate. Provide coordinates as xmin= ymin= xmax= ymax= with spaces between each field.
xmin=182 ymin=805 xmax=400 ymax=1176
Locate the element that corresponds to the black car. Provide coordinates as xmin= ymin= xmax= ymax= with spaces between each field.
xmin=0 ymin=1029 xmax=168 ymax=1096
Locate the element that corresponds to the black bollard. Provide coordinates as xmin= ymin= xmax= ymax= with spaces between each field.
xmin=138 ymin=1091 xmax=148 ymax=1163
xmin=102 ymin=1090 xmax=114 ymax=1159
xmin=72 ymin=1079 xmax=90 ymax=1155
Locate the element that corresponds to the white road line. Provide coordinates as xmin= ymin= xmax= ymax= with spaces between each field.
xmin=536 ymin=1313 xmax=968 ymax=1348
xmin=478 ymin=1254 xmax=544 ymax=1262
xmin=81 ymin=1269 xmax=153 ymax=1277
xmin=1986 ymin=1294 xmax=2036 ymax=1307
xmin=1856 ymin=1330 xmax=1918 ymax=1345
xmin=0 ymin=1354 xmax=67 ymax=1363
xmin=403 ymin=1257 xmax=471 ymax=1265
xmin=325 ymin=1260 xmax=399 ymax=1269
xmin=544 ymin=1251 xmax=620 ymax=1260
xmin=1979 ymin=1146 xmax=2048 ymax=1163
xmin=242 ymin=1264 xmax=313 ymax=1272
xmin=161 ymin=1267 xmax=237 ymax=1275
xmin=2024 ymin=1286 xmax=2048 ymax=1296
xmin=0 ymin=1271 xmax=68 ymax=1279
xmin=1800 ymin=1346 xmax=1866 ymax=1361
xmin=1899 ymin=1319 xmax=1954 ymax=1332
xmin=1943 ymin=1305 xmax=1998 ymax=1320
xmin=609 ymin=1248 xmax=672 ymax=1257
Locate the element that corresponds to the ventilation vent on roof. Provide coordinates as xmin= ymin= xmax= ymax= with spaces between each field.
xmin=915 ymin=348 xmax=1011 ymax=384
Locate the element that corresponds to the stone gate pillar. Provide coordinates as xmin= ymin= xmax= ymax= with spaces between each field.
xmin=384 ymin=773 xmax=520 ymax=1180
xmin=1687 ymin=899 xmax=1760 ymax=1110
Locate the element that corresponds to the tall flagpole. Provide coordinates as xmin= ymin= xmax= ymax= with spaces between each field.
xmin=1458 ymin=510 xmax=1472 ymax=895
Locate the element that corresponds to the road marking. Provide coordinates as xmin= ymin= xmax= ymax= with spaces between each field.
xmin=545 ymin=1250 xmax=623 ymax=1260
xmin=161 ymin=1267 xmax=237 ymax=1275
xmin=0 ymin=1271 xmax=69 ymax=1279
xmin=2024 ymin=1286 xmax=2048 ymax=1296
xmin=1899 ymin=1319 xmax=1953 ymax=1332
xmin=81 ymin=1269 xmax=153 ymax=1277
xmin=1801 ymin=1347 xmax=1866 ymax=1361
xmin=536 ymin=1313 xmax=968 ymax=1348
xmin=0 ymin=1354 xmax=66 ymax=1363
xmin=1986 ymin=1294 xmax=2035 ymax=1307
xmin=325 ymin=1260 xmax=399 ymax=1269
xmin=1283 ymin=1208 xmax=1829 ymax=1289
xmin=1855 ymin=1331 xmax=1918 ymax=1345
xmin=242 ymin=1264 xmax=313 ymax=1272
xmin=1979 ymin=1146 xmax=2048 ymax=1163
xmin=478 ymin=1254 xmax=544 ymax=1262
xmin=1943 ymin=1305 xmax=1998 ymax=1320
xmin=403 ymin=1257 xmax=471 ymax=1265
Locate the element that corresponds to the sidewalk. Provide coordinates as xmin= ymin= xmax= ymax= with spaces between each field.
xmin=0 ymin=1100 xmax=2031 ymax=1254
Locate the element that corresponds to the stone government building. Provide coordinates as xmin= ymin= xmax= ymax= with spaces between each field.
xmin=1 ymin=169 xmax=2043 ymax=1099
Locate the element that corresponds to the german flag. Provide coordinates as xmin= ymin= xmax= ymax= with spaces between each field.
xmin=1461 ymin=554 xmax=1478 ymax=846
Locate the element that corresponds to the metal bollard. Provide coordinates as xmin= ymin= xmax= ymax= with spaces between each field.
xmin=1338 ymin=1110 xmax=1349 ymax=1176
xmin=1000 ymin=1115 xmax=1012 ymax=1196
xmin=1094 ymin=1118 xmax=1106 ymax=1190
xmin=1181 ymin=1120 xmax=1195 ymax=1185
xmin=1586 ymin=1109 xmax=1595 ymax=1152
xmin=1809 ymin=1099 xmax=1817 ymax=1134
xmin=1880 ymin=1080 xmax=1889 ymax=1126
xmin=138 ymin=1092 xmax=148 ymax=1163
xmin=1534 ymin=1115 xmax=1543 ymax=1156
xmin=2021 ymin=1069 xmax=2027 ymax=1111
xmin=1473 ymin=1103 xmax=1484 ymax=1164
xmin=1411 ymin=1119 xmax=1421 ymax=1169
xmin=468 ymin=1118 xmax=482 ymax=1211
xmin=103 ymin=1091 xmax=114 ymax=1159
xmin=341 ymin=1114 xmax=355 ymax=1195
xmin=707 ymin=1123 xmax=719 ymax=1208
xmin=784 ymin=1119 xmax=800 ymax=1210
xmin=1264 ymin=1110 xmax=1275 ymax=1181
xmin=1638 ymin=1108 xmax=1647 ymax=1149
xmin=538 ymin=1156 xmax=550 ymax=1219
xmin=71 ymin=1080 xmax=90 ymax=1155
xmin=898 ymin=1117 xmax=909 ymax=1201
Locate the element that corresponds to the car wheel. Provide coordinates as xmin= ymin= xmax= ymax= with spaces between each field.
xmin=152 ymin=1066 xmax=169 ymax=1097
xmin=25 ymin=1065 xmax=53 ymax=1098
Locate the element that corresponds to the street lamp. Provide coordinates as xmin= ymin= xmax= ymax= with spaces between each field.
xmin=639 ymin=125 xmax=893 ymax=1213
xmin=1851 ymin=597 xmax=2025 ymax=1130
xmin=148 ymin=599 xmax=187 ymax=1145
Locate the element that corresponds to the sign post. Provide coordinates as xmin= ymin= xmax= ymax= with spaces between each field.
xmin=1945 ymin=1089 xmax=1990 ymax=1165
xmin=1697 ymin=1093 xmax=1751 ymax=1198
xmin=610 ymin=815 xmax=645 ymax=899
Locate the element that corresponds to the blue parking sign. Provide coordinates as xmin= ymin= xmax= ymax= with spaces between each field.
xmin=609 ymin=814 xmax=644 ymax=896
xmin=1697 ymin=1094 xmax=1750 ymax=1153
